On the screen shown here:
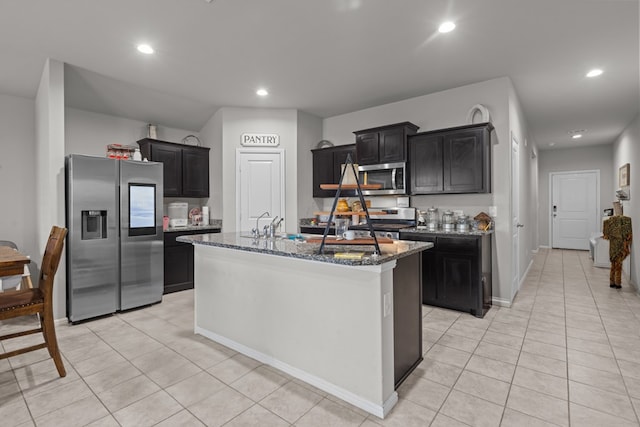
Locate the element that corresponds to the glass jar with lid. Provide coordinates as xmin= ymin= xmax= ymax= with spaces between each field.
xmin=441 ymin=210 xmax=455 ymax=231
xmin=456 ymin=215 xmax=470 ymax=231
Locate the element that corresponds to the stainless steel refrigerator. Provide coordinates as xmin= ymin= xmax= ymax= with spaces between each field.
xmin=65 ymin=154 xmax=164 ymax=322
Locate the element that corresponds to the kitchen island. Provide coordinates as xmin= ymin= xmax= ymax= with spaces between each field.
xmin=177 ymin=232 xmax=432 ymax=418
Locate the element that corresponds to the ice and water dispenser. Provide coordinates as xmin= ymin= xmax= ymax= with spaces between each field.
xmin=81 ymin=210 xmax=107 ymax=240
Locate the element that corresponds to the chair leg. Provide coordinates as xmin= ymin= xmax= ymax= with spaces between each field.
xmin=21 ymin=275 xmax=33 ymax=289
xmin=41 ymin=309 xmax=66 ymax=377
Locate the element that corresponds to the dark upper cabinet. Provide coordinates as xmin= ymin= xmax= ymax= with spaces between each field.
xmin=138 ymin=138 xmax=210 ymax=197
xmin=443 ymin=127 xmax=486 ymax=193
xmin=312 ymin=148 xmax=334 ymax=198
xmin=311 ymin=144 xmax=357 ymax=197
xmin=332 ymin=145 xmax=357 ymax=185
xmin=182 ymin=148 xmax=209 ymax=197
xmin=147 ymin=143 xmax=182 ymax=196
xmin=355 ymin=132 xmax=379 ymax=165
xmin=354 ymin=122 xmax=419 ymax=165
xmin=409 ymin=133 xmax=443 ymax=193
xmin=408 ymin=122 xmax=492 ymax=194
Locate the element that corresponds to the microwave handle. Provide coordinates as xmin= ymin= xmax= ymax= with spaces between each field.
xmin=391 ymin=168 xmax=397 ymax=190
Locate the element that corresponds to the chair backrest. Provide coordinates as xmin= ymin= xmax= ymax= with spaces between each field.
xmin=0 ymin=240 xmax=18 ymax=250
xmin=38 ymin=226 xmax=67 ymax=301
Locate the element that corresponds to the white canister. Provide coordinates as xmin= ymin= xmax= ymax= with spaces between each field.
xmin=132 ymin=148 xmax=142 ymax=161
xmin=202 ymin=206 xmax=210 ymax=225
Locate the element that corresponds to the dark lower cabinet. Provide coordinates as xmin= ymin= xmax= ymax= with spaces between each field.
xmin=400 ymin=232 xmax=492 ymax=318
xmin=164 ymin=228 xmax=220 ymax=294
xmin=393 ymin=252 xmax=423 ymax=388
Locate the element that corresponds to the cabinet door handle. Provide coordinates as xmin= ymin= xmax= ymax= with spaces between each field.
xmin=516 ymin=223 xmax=524 ymax=228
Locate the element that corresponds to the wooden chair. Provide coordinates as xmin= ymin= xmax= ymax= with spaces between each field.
xmin=0 ymin=226 xmax=68 ymax=377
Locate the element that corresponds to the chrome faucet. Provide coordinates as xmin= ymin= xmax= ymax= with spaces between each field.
xmin=252 ymin=211 xmax=270 ymax=238
xmin=267 ymin=216 xmax=284 ymax=238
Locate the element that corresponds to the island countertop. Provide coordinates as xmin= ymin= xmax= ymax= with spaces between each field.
xmin=177 ymin=232 xmax=432 ymax=266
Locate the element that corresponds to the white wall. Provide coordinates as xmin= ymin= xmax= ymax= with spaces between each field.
xmin=65 ymin=108 xmax=199 ymax=157
xmin=538 ymin=144 xmax=614 ymax=247
xmin=0 ymin=94 xmax=38 ymax=266
xmin=296 ymin=111 xmax=323 ymax=220
xmin=612 ymin=114 xmax=640 ymax=287
xmin=199 ymin=109 xmax=223 ymax=219
xmin=218 ymin=107 xmax=299 ymax=233
xmin=65 ymin=107 xmax=205 ymax=216
xmin=508 ymin=81 xmax=539 ymax=299
xmin=322 ymin=77 xmax=518 ymax=305
xmin=36 ymin=59 xmax=66 ymax=319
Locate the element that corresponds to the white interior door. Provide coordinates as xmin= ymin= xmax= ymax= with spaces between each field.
xmin=237 ymin=149 xmax=285 ymax=233
xmin=551 ymin=171 xmax=599 ymax=250
xmin=511 ymin=137 xmax=521 ymax=295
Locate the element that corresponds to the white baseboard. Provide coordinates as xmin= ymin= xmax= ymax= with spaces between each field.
xmin=538 ymin=245 xmax=550 ymax=249
xmin=520 ymin=259 xmax=534 ymax=287
xmin=195 ymin=326 xmax=396 ymax=419
xmin=492 ymin=297 xmax=512 ymax=308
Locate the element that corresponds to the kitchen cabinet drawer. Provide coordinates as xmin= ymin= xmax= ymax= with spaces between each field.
xmin=436 ymin=236 xmax=478 ymax=253
xmin=138 ymin=138 xmax=210 ymax=198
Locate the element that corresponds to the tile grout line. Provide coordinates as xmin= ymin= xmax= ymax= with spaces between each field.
xmin=562 ymin=250 xmax=572 ymax=427
xmin=501 ymin=247 xmax=565 ymax=427
xmin=576 ymin=249 xmax=640 ymax=425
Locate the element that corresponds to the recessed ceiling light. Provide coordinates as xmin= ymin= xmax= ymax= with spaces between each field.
xmin=586 ymin=68 xmax=603 ymax=78
xmin=572 ymin=134 xmax=583 ymax=139
xmin=438 ymin=21 xmax=456 ymax=33
xmin=137 ymin=44 xmax=154 ymax=54
xmin=256 ymin=88 xmax=269 ymax=97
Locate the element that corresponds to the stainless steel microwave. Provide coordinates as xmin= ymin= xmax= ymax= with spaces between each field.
xmin=357 ymin=162 xmax=407 ymax=195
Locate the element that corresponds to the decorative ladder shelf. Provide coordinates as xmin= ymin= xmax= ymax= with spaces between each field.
xmin=318 ymin=153 xmax=382 ymax=255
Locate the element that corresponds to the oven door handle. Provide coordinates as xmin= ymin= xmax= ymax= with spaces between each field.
xmin=391 ymin=168 xmax=397 ymax=190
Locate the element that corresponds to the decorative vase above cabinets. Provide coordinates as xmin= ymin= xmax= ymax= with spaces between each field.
xmin=137 ymin=138 xmax=210 ymax=197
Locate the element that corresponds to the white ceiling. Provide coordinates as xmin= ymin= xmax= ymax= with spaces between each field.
xmin=1 ymin=0 xmax=637 ymax=149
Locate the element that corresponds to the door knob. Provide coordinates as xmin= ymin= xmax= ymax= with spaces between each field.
xmin=516 ymin=223 xmax=524 ymax=228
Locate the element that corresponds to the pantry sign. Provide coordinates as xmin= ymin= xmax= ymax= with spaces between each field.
xmin=241 ymin=133 xmax=280 ymax=147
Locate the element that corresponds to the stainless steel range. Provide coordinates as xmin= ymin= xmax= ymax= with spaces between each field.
xmin=350 ymin=207 xmax=416 ymax=239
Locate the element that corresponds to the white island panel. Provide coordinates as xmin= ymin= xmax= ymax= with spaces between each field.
xmin=194 ymin=244 xmax=397 ymax=417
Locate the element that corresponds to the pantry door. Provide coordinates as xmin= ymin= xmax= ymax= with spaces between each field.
xmin=551 ymin=171 xmax=599 ymax=250
xmin=237 ymin=149 xmax=285 ymax=233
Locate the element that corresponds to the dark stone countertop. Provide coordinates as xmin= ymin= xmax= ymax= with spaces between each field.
xmin=165 ymin=219 xmax=222 ymax=233
xmin=399 ymin=227 xmax=494 ymax=237
xmin=177 ymin=232 xmax=432 ymax=266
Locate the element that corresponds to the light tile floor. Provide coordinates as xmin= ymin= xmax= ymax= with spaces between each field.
xmin=2 ymin=248 xmax=640 ymax=426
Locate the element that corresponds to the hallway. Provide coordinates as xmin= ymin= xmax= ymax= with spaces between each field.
xmin=2 ymin=248 xmax=640 ymax=426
